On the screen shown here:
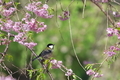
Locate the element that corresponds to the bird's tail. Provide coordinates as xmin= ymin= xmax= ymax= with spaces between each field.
xmin=32 ymin=56 xmax=40 ymax=61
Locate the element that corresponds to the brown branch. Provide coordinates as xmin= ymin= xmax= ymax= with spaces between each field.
xmin=0 ymin=62 xmax=13 ymax=75
xmin=91 ymin=0 xmax=115 ymax=26
xmin=0 ymin=33 xmax=11 ymax=62
xmin=3 ymin=33 xmax=10 ymax=55
xmin=3 ymin=41 xmax=9 ymax=55
xmin=46 ymin=70 xmax=54 ymax=80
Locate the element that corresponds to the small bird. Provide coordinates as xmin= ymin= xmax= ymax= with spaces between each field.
xmin=32 ymin=43 xmax=54 ymax=61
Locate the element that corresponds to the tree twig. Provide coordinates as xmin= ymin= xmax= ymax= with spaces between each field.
xmin=91 ymin=0 xmax=115 ymax=26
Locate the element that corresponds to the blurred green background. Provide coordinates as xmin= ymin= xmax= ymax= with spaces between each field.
xmin=1 ymin=0 xmax=120 ymax=80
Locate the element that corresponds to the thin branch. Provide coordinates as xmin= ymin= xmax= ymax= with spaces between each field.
xmin=67 ymin=8 xmax=86 ymax=71
xmin=91 ymin=0 xmax=115 ymax=26
xmin=91 ymin=56 xmax=109 ymax=80
xmin=0 ymin=33 xmax=11 ymax=59
xmin=59 ymin=0 xmax=64 ymax=11
xmin=113 ymin=0 xmax=120 ymax=5
xmin=61 ymin=64 xmax=82 ymax=80
xmin=1 ymin=62 xmax=13 ymax=75
xmin=46 ymin=70 xmax=54 ymax=80
xmin=11 ymin=64 xmax=27 ymax=77
xmin=45 ymin=0 xmax=49 ymax=3
xmin=3 ymin=33 xmax=10 ymax=55
xmin=11 ymin=0 xmax=20 ymax=21
xmin=82 ymin=0 xmax=86 ymax=18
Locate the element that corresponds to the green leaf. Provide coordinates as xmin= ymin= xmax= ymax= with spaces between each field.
xmin=47 ymin=7 xmax=54 ymax=15
xmin=38 ymin=68 xmax=44 ymax=73
xmin=0 ymin=31 xmax=8 ymax=37
xmin=0 ymin=33 xmax=5 ymax=37
xmin=27 ymin=31 xmax=33 ymax=41
xmin=44 ymin=59 xmax=49 ymax=64
xmin=36 ymin=74 xmax=41 ymax=80
xmin=72 ymin=75 xmax=77 ymax=80
xmin=27 ymin=70 xmax=34 ymax=79
xmin=5 ymin=54 xmax=13 ymax=61
xmin=36 ymin=73 xmax=45 ymax=80
xmin=116 ymin=27 xmax=120 ymax=30
xmin=85 ymin=64 xmax=93 ymax=70
xmin=15 ymin=2 xmax=20 ymax=7
xmin=93 ymin=68 xmax=97 ymax=71
xmin=4 ymin=0 xmax=10 ymax=2
xmin=27 ymin=70 xmax=32 ymax=78
xmin=47 ymin=61 xmax=52 ymax=69
xmin=43 ymin=59 xmax=52 ymax=70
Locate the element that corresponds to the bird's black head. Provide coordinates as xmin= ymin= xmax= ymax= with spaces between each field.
xmin=47 ymin=43 xmax=54 ymax=49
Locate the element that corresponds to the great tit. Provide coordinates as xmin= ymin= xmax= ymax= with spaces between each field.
xmin=32 ymin=43 xmax=54 ymax=61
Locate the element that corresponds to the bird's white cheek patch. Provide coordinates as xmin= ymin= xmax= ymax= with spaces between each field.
xmin=49 ymin=45 xmax=54 ymax=49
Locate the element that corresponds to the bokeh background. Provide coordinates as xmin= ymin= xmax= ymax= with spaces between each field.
xmin=0 ymin=0 xmax=120 ymax=80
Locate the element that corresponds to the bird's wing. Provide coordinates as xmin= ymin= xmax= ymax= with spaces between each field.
xmin=39 ymin=49 xmax=52 ymax=57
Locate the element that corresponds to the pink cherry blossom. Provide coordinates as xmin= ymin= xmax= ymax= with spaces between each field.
xmin=94 ymin=73 xmax=103 ymax=78
xmin=2 ymin=7 xmax=16 ymax=17
xmin=113 ymin=11 xmax=120 ymax=17
xmin=0 ymin=38 xmax=11 ymax=45
xmin=13 ymin=33 xmax=24 ymax=42
xmin=92 ymin=0 xmax=109 ymax=2
xmin=106 ymin=28 xmax=114 ymax=36
xmin=58 ymin=11 xmax=70 ymax=21
xmin=0 ymin=75 xmax=16 ymax=80
xmin=34 ymin=8 xmax=54 ymax=18
xmin=86 ymin=69 xmax=95 ymax=76
xmin=25 ymin=2 xmax=53 ymax=18
xmin=51 ymin=59 xmax=62 ymax=68
xmin=109 ymin=46 xmax=116 ymax=50
xmin=43 ymin=4 xmax=49 ymax=9
xmin=86 ymin=69 xmax=103 ymax=78
xmin=117 ymin=22 xmax=120 ymax=27
xmin=104 ymin=51 xmax=116 ymax=57
xmin=25 ymin=2 xmax=41 ymax=12
xmin=0 ymin=0 xmax=2 ymax=4
xmin=0 ymin=20 xmax=14 ymax=32
xmin=23 ymin=42 xmax=37 ymax=49
xmin=22 ymin=13 xmax=31 ymax=22
xmin=65 ymin=69 xmax=73 ymax=76
xmin=13 ymin=22 xmax=22 ymax=32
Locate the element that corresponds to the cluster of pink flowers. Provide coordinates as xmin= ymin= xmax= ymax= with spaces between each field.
xmin=58 ymin=11 xmax=70 ymax=21
xmin=92 ymin=0 xmax=109 ymax=3
xmin=22 ymin=14 xmax=47 ymax=33
xmin=83 ymin=61 xmax=92 ymax=65
xmin=2 ymin=7 xmax=16 ymax=17
xmin=86 ymin=69 xmax=103 ymax=78
xmin=104 ymin=46 xmax=120 ymax=57
xmin=50 ymin=59 xmax=73 ymax=76
xmin=106 ymin=22 xmax=120 ymax=56
xmin=0 ymin=12 xmax=47 ymax=48
xmin=0 ymin=1 xmax=16 ymax=17
xmin=65 ymin=69 xmax=73 ymax=76
xmin=50 ymin=59 xmax=62 ymax=68
xmin=25 ymin=2 xmax=54 ymax=18
xmin=0 ymin=0 xmax=2 ymax=4
xmin=112 ymin=11 xmax=120 ymax=17
xmin=0 ymin=38 xmax=11 ymax=45
xmin=0 ymin=75 xmax=16 ymax=80
xmin=13 ymin=33 xmax=37 ymax=49
xmin=106 ymin=27 xmax=120 ymax=39
xmin=104 ymin=50 xmax=116 ymax=57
